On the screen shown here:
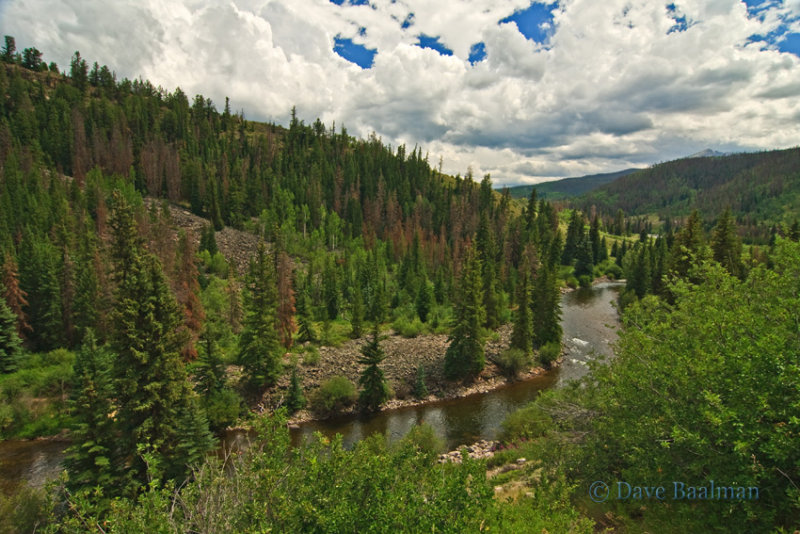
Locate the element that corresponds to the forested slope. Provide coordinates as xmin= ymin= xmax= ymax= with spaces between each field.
xmin=577 ymin=148 xmax=800 ymax=241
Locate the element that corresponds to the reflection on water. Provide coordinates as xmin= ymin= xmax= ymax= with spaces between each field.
xmin=0 ymin=439 xmax=68 ymax=494
xmin=1 ymin=282 xmax=622 ymax=491
xmin=290 ymin=282 xmax=622 ymax=450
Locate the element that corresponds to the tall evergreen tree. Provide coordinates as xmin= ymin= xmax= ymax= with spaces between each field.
xmin=296 ymin=287 xmax=317 ymax=343
xmin=415 ymin=278 xmax=433 ymax=323
xmin=0 ymin=283 xmax=22 ymax=374
xmin=350 ymin=282 xmax=364 ymax=338
xmin=711 ymin=207 xmax=743 ymax=278
xmin=444 ymin=244 xmax=485 ymax=380
xmin=64 ymin=330 xmax=116 ymax=492
xmin=358 ymin=324 xmax=390 ymax=412
xmin=2 ymin=254 xmax=30 ymax=338
xmin=562 ymin=211 xmax=584 ymax=265
xmin=238 ymin=243 xmax=282 ymax=388
xmin=532 ymin=264 xmax=562 ymax=348
xmin=669 ymin=210 xmax=705 ymax=279
xmin=109 ymin=193 xmax=212 ymax=493
xmin=510 ymin=267 xmax=533 ymax=356
xmin=574 ymin=233 xmax=595 ymax=280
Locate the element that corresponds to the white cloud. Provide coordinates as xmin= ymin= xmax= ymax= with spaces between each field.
xmin=1 ymin=0 xmax=799 ymax=186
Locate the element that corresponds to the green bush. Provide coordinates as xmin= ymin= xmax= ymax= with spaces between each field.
xmin=391 ymin=316 xmax=425 ymax=338
xmin=310 ymin=375 xmax=357 ymax=416
xmin=538 ymin=341 xmax=561 ymax=367
xmin=500 ymin=402 xmax=554 ymax=442
xmin=578 ymin=275 xmax=592 ymax=288
xmin=494 ymin=348 xmax=532 ymax=378
xmin=565 ymin=276 xmax=579 ymax=289
xmin=401 ymin=423 xmax=444 ymax=455
xmin=301 ymin=346 xmax=320 ymax=366
xmin=203 ymin=388 xmax=242 ymax=432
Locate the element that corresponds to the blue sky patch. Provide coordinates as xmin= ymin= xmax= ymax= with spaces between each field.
xmin=778 ymin=33 xmax=800 ymax=56
xmin=468 ymin=42 xmax=487 ymax=64
xmin=666 ymin=3 xmax=693 ymax=34
xmin=416 ymin=34 xmax=453 ymax=56
xmin=401 ymin=13 xmax=414 ymax=29
xmin=333 ymin=37 xmax=377 ymax=68
xmin=499 ymin=2 xmax=557 ymax=44
xmin=742 ymin=0 xmax=774 ymax=20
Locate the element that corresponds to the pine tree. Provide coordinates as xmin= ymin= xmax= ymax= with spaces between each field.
xmin=444 ymin=244 xmax=485 ymax=380
xmin=276 ymin=250 xmax=296 ymax=349
xmin=415 ymin=279 xmax=432 ymax=323
xmin=562 ymin=211 xmax=584 ymax=265
xmin=510 ymin=268 xmax=533 ymax=356
xmin=200 ymin=224 xmax=218 ymax=255
xmin=195 ymin=322 xmax=226 ymax=397
xmin=109 ymin=193 xmax=213 ymax=492
xmin=64 ymin=330 xmax=116 ymax=492
xmin=413 ymin=365 xmax=428 ymax=399
xmin=669 ymin=210 xmax=705 ymax=279
xmin=574 ymin=234 xmax=594 ymax=280
xmin=711 ymin=207 xmax=743 ymax=277
xmin=358 ymin=325 xmax=390 ymax=412
xmin=238 ymin=243 xmax=282 ymax=388
xmin=286 ymin=365 xmax=306 ymax=414
xmin=589 ymin=216 xmax=602 ymax=263
xmin=2 ymin=254 xmax=30 ymax=338
xmin=532 ymin=264 xmax=562 ymax=348
xmin=0 ymin=283 xmax=22 ymax=374
xmin=322 ymin=255 xmax=339 ymax=320
xmin=296 ymin=287 xmax=317 ymax=343
xmin=350 ymin=283 xmax=364 ymax=338
xmin=176 ymin=231 xmax=205 ymax=360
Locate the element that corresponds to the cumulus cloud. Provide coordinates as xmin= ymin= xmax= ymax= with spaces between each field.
xmin=1 ymin=0 xmax=800 ymax=186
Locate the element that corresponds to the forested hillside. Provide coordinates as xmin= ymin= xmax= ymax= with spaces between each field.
xmin=577 ymin=148 xmax=800 ymax=242
xmin=506 ymin=168 xmax=638 ymax=200
xmin=0 ymin=39 xmax=571 ymax=518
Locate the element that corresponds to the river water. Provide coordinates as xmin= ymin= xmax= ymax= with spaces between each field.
xmin=0 ymin=282 xmax=622 ymax=493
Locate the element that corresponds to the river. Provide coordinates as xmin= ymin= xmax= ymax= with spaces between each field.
xmin=0 ymin=281 xmax=622 ymax=493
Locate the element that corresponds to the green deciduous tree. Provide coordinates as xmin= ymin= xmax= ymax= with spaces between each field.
xmin=581 ymin=239 xmax=800 ymax=530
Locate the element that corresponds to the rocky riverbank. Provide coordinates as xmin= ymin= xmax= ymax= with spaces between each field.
xmin=259 ymin=324 xmax=555 ymax=426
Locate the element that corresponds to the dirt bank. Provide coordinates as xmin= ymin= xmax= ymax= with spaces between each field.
xmin=258 ymin=324 xmax=553 ymax=425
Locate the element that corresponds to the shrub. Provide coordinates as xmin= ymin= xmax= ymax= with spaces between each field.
xmin=500 ymin=402 xmax=554 ymax=442
xmin=565 ymin=276 xmax=579 ymax=289
xmin=538 ymin=341 xmax=561 ymax=367
xmin=204 ymin=388 xmax=242 ymax=431
xmin=578 ymin=275 xmax=592 ymax=288
xmin=310 ymin=375 xmax=356 ymax=417
xmin=401 ymin=423 xmax=444 ymax=455
xmin=301 ymin=346 xmax=320 ymax=366
xmin=494 ymin=348 xmax=532 ymax=378
xmin=391 ymin=316 xmax=425 ymax=338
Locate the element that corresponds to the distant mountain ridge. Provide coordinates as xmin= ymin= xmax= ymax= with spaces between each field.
xmin=576 ymin=147 xmax=800 ymax=240
xmin=505 ymin=168 xmax=640 ymax=199
xmin=686 ymin=149 xmax=730 ymax=158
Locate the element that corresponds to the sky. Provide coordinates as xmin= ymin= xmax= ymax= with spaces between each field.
xmin=2 ymin=0 xmax=800 ymax=186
